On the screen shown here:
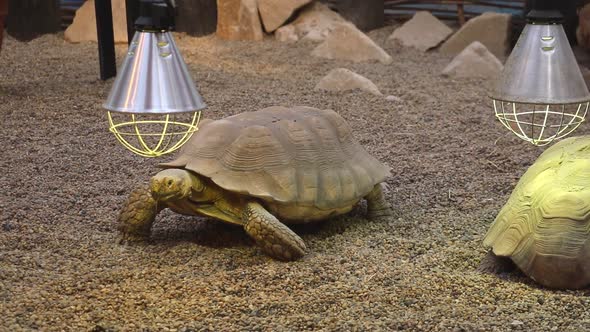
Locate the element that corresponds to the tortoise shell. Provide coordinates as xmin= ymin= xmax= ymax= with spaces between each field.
xmin=483 ymin=136 xmax=590 ymax=289
xmin=161 ymin=106 xmax=390 ymax=211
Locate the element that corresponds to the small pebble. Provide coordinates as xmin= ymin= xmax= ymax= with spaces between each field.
xmin=385 ymin=95 xmax=403 ymax=102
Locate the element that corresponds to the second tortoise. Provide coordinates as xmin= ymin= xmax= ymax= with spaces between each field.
xmin=481 ymin=136 xmax=590 ymax=289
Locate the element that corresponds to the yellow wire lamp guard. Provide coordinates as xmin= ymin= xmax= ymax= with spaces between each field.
xmin=107 ymin=111 xmax=201 ymax=157
xmin=490 ymin=10 xmax=590 ymax=146
xmin=103 ymin=1 xmax=206 ymax=157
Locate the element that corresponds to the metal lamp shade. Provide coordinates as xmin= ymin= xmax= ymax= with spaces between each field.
xmin=104 ymin=31 xmax=206 ymax=158
xmin=491 ymin=23 xmax=590 ymax=146
xmin=104 ymin=31 xmax=206 ymax=113
xmin=491 ymin=24 xmax=590 ymax=104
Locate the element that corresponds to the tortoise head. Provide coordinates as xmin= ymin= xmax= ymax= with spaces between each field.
xmin=150 ymin=169 xmax=203 ymax=202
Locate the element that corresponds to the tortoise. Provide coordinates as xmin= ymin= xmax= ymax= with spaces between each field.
xmin=117 ymin=106 xmax=392 ymax=260
xmin=480 ymin=135 xmax=590 ymax=289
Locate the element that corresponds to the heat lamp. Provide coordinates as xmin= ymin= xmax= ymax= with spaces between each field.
xmin=490 ymin=9 xmax=590 ymax=146
xmin=103 ymin=0 xmax=206 ymax=157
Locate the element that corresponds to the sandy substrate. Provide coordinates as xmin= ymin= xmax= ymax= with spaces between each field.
xmin=2 ymin=27 xmax=590 ymax=331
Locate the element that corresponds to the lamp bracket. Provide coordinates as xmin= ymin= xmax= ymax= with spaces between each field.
xmin=135 ymin=0 xmax=175 ymax=32
xmin=526 ymin=9 xmax=564 ymax=24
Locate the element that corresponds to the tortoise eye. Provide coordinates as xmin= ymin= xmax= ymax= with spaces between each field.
xmin=167 ymin=180 xmax=173 ymax=186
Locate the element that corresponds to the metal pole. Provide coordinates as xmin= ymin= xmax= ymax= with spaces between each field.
xmin=95 ymin=0 xmax=116 ymax=80
xmin=126 ymin=0 xmax=140 ymax=45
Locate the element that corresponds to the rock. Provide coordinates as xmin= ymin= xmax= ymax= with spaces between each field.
xmin=275 ymin=25 xmax=299 ymax=43
xmin=6 ymin=0 xmax=61 ymax=41
xmin=323 ymin=0 xmax=384 ymax=31
xmin=311 ymin=23 xmax=392 ymax=64
xmin=510 ymin=320 xmax=524 ymax=329
xmin=2 ymin=221 xmax=15 ymax=232
xmin=275 ymin=2 xmax=346 ymax=43
xmin=440 ymin=12 xmax=511 ymax=58
xmin=175 ymin=0 xmax=218 ymax=36
xmin=388 ymin=11 xmax=453 ymax=51
xmin=315 ymin=68 xmax=382 ymax=95
xmin=441 ymin=41 xmax=503 ymax=79
xmin=577 ymin=4 xmax=590 ymax=50
xmin=64 ymin=0 xmax=128 ymax=44
xmin=216 ymin=0 xmax=264 ymax=41
xmin=385 ymin=95 xmax=402 ymax=102
xmin=258 ymin=0 xmax=312 ymax=33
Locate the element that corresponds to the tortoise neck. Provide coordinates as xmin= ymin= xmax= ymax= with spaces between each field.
xmin=189 ymin=174 xmax=250 ymax=224
xmin=187 ymin=173 xmax=221 ymax=203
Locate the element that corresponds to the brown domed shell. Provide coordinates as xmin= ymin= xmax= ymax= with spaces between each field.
xmin=160 ymin=106 xmax=390 ymax=209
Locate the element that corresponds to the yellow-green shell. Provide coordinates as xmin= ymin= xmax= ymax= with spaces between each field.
xmin=483 ymin=136 xmax=590 ymax=289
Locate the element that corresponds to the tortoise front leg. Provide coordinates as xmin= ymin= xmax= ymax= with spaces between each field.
xmin=365 ymin=183 xmax=393 ymax=219
xmin=117 ymin=185 xmax=160 ymax=244
xmin=243 ymin=202 xmax=306 ymax=261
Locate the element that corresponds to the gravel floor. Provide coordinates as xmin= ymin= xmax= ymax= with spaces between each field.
xmin=2 ymin=27 xmax=590 ymax=331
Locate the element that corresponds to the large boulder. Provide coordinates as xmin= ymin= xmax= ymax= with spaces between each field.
xmin=321 ymin=0 xmax=384 ymax=31
xmin=258 ymin=0 xmax=312 ymax=33
xmin=388 ymin=11 xmax=452 ymax=51
xmin=275 ymin=2 xmax=346 ymax=43
xmin=216 ymin=0 xmax=264 ymax=41
xmin=441 ymin=41 xmax=503 ymax=79
xmin=64 ymin=0 xmax=128 ymax=43
xmin=440 ymin=12 xmax=511 ymax=58
xmin=175 ymin=0 xmax=217 ymax=36
xmin=315 ymin=68 xmax=382 ymax=95
xmin=6 ymin=0 xmax=60 ymax=41
xmin=275 ymin=24 xmax=299 ymax=43
xmin=311 ymin=23 xmax=392 ymax=64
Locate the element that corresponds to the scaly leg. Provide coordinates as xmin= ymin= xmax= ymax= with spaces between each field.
xmin=365 ymin=183 xmax=393 ymax=219
xmin=243 ymin=202 xmax=306 ymax=261
xmin=117 ymin=185 xmax=160 ymax=244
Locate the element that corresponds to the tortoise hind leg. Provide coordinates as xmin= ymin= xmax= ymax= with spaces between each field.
xmin=117 ymin=185 xmax=160 ymax=244
xmin=478 ymin=249 xmax=516 ymax=274
xmin=365 ymin=183 xmax=393 ymax=219
xmin=243 ymin=202 xmax=306 ymax=261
